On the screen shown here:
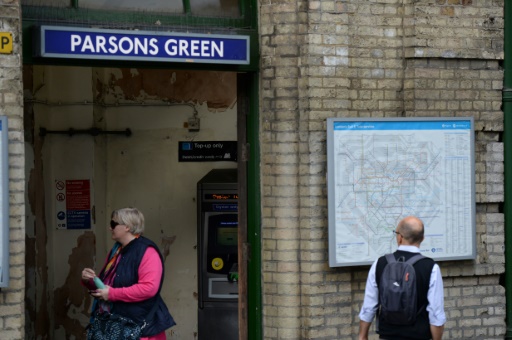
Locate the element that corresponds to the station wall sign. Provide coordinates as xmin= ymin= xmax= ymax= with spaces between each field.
xmin=35 ymin=25 xmax=250 ymax=65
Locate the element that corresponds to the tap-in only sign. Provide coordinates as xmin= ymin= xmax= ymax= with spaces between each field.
xmin=0 ymin=33 xmax=12 ymax=54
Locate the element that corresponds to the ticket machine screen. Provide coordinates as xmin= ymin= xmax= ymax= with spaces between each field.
xmin=217 ymin=227 xmax=237 ymax=246
xmin=206 ymin=213 xmax=238 ymax=275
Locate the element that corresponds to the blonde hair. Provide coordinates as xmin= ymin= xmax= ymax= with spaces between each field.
xmin=111 ymin=207 xmax=145 ymax=235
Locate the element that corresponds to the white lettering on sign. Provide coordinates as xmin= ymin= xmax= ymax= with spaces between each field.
xmin=69 ymin=34 xmax=224 ymax=58
xmin=190 ymin=40 xmax=200 ymax=57
xmin=179 ymin=40 xmax=189 ymax=56
xmin=108 ymin=36 xmax=118 ymax=53
xmin=164 ymin=39 xmax=176 ymax=55
xmin=70 ymin=34 xmax=159 ymax=55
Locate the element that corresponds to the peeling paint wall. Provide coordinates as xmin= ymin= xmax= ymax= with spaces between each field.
xmin=54 ymin=232 xmax=96 ymax=338
xmin=25 ymin=65 xmax=238 ymax=339
xmin=97 ymin=69 xmax=236 ymax=110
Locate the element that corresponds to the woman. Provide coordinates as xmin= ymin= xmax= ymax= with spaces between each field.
xmin=82 ymin=207 xmax=176 ymax=340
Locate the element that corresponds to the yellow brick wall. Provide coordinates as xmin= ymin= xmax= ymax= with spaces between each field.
xmin=0 ymin=0 xmax=25 ymax=339
xmin=260 ymin=0 xmax=505 ymax=338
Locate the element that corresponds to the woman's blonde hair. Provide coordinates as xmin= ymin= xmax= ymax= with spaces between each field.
xmin=111 ymin=207 xmax=145 ymax=235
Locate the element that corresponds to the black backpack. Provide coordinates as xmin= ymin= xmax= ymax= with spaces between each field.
xmin=378 ymin=253 xmax=425 ymax=325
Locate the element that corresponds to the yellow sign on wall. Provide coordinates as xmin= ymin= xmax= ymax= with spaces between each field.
xmin=0 ymin=32 xmax=13 ymax=54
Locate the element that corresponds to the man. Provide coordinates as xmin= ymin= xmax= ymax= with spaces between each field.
xmin=358 ymin=216 xmax=446 ymax=340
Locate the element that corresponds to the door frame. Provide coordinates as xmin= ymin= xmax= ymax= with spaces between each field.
xmin=237 ymin=72 xmax=261 ymax=340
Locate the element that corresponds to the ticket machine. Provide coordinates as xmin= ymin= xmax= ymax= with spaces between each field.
xmin=197 ymin=169 xmax=238 ymax=340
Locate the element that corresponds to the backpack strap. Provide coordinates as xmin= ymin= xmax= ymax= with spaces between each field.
xmin=405 ymin=253 xmax=425 ymax=265
xmin=405 ymin=253 xmax=428 ymax=316
xmin=384 ymin=253 xmax=396 ymax=264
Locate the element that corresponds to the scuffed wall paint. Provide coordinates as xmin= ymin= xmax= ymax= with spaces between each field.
xmin=54 ymin=232 xmax=96 ymax=339
xmin=29 ymin=130 xmax=51 ymax=339
xmin=25 ymin=64 xmax=51 ymax=339
xmin=161 ymin=231 xmax=177 ymax=262
xmin=25 ymin=223 xmax=37 ymax=339
xmin=96 ymin=69 xmax=237 ymax=111
xmin=25 ymin=65 xmax=38 ymax=339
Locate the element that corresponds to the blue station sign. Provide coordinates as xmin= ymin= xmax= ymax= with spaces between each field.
xmin=36 ymin=25 xmax=250 ymax=65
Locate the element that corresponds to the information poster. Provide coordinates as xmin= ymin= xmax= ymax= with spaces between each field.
xmin=327 ymin=118 xmax=475 ymax=267
xmin=55 ymin=179 xmax=92 ymax=229
xmin=0 ymin=117 xmax=8 ymax=287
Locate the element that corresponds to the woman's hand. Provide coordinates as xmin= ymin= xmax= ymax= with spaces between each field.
xmin=82 ymin=268 xmax=96 ymax=281
xmin=91 ymin=286 xmax=110 ymax=301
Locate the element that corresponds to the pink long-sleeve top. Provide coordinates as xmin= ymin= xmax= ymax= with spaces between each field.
xmin=111 ymin=247 xmax=166 ymax=340
xmin=83 ymin=247 xmax=163 ymax=300
xmin=108 ymin=246 xmax=162 ymax=302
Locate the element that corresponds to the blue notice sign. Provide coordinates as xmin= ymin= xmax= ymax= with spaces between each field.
xmin=67 ymin=210 xmax=92 ymax=229
xmin=37 ymin=25 xmax=250 ymax=65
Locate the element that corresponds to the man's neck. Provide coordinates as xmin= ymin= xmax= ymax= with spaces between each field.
xmin=397 ymin=244 xmax=420 ymax=252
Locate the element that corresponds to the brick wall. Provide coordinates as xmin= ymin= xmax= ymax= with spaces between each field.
xmin=0 ymin=0 xmax=506 ymax=338
xmin=260 ymin=0 xmax=505 ymax=338
xmin=0 ymin=0 xmax=25 ymax=339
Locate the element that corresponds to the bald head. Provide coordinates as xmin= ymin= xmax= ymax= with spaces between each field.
xmin=396 ymin=216 xmax=424 ymax=246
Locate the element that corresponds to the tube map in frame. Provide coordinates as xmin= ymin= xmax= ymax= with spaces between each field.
xmin=327 ymin=117 xmax=475 ymax=267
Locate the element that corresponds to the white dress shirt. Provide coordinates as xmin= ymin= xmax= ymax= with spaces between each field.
xmin=359 ymin=245 xmax=446 ymax=326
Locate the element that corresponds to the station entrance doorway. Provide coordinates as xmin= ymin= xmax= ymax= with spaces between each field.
xmin=23 ymin=64 xmax=256 ymax=339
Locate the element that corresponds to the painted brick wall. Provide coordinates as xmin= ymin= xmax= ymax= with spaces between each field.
xmin=260 ymin=0 xmax=505 ymax=338
xmin=0 ymin=0 xmax=25 ymax=339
